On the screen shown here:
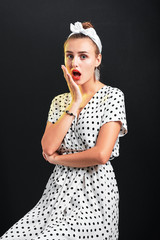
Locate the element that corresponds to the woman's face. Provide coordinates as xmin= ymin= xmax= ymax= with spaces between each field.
xmin=64 ymin=38 xmax=101 ymax=85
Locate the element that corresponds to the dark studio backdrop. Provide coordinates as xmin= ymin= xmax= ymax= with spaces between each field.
xmin=0 ymin=0 xmax=159 ymax=239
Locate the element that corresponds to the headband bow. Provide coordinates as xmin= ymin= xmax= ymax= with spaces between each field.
xmin=68 ymin=21 xmax=102 ymax=53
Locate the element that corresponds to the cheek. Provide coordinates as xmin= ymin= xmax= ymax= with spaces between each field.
xmin=64 ymin=57 xmax=68 ymax=66
xmin=65 ymin=62 xmax=72 ymax=74
xmin=64 ymin=56 xmax=71 ymax=66
xmin=64 ymin=59 xmax=72 ymax=73
xmin=84 ymin=60 xmax=95 ymax=73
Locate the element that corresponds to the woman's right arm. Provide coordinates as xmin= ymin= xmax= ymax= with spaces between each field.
xmin=41 ymin=65 xmax=82 ymax=156
xmin=41 ymin=102 xmax=79 ymax=156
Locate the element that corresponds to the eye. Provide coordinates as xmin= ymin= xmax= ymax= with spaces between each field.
xmin=80 ymin=55 xmax=87 ymax=59
xmin=66 ymin=54 xmax=73 ymax=59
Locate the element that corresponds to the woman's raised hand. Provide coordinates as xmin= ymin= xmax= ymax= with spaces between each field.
xmin=61 ymin=65 xmax=82 ymax=105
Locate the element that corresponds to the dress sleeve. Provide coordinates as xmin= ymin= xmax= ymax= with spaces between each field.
xmin=100 ymin=88 xmax=128 ymax=137
xmin=47 ymin=97 xmax=59 ymax=124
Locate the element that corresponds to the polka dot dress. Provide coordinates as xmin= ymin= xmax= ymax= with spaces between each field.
xmin=1 ymin=85 xmax=128 ymax=240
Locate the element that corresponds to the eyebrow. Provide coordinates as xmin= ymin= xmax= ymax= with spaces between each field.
xmin=65 ymin=51 xmax=89 ymax=54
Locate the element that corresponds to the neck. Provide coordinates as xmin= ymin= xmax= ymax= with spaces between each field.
xmin=77 ymin=80 xmax=105 ymax=109
xmin=78 ymin=79 xmax=102 ymax=96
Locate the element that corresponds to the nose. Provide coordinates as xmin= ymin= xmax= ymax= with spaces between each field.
xmin=72 ymin=56 xmax=78 ymax=68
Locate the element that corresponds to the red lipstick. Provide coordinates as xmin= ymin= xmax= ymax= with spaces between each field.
xmin=71 ymin=69 xmax=81 ymax=81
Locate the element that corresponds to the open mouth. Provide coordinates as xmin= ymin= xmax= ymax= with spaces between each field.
xmin=71 ymin=69 xmax=81 ymax=80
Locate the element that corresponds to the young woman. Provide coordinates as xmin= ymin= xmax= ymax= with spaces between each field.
xmin=1 ymin=21 xmax=128 ymax=240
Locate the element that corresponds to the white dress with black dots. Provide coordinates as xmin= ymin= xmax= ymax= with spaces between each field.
xmin=1 ymin=85 xmax=128 ymax=240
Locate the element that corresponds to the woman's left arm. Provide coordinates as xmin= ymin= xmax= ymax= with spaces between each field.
xmin=43 ymin=121 xmax=121 ymax=168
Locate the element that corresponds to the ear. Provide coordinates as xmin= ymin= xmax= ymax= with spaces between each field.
xmin=95 ymin=54 xmax=102 ymax=68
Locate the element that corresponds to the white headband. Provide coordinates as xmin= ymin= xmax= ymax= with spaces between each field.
xmin=68 ymin=21 xmax=102 ymax=53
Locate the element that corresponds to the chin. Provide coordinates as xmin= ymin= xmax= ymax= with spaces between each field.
xmin=74 ymin=81 xmax=82 ymax=85
xmin=73 ymin=77 xmax=91 ymax=86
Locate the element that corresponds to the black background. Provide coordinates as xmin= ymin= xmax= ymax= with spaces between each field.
xmin=0 ymin=0 xmax=159 ymax=239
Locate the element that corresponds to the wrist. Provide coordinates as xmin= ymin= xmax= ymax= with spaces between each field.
xmin=67 ymin=102 xmax=80 ymax=114
xmin=65 ymin=110 xmax=76 ymax=118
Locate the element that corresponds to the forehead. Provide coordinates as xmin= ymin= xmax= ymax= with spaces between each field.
xmin=64 ymin=38 xmax=96 ymax=53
